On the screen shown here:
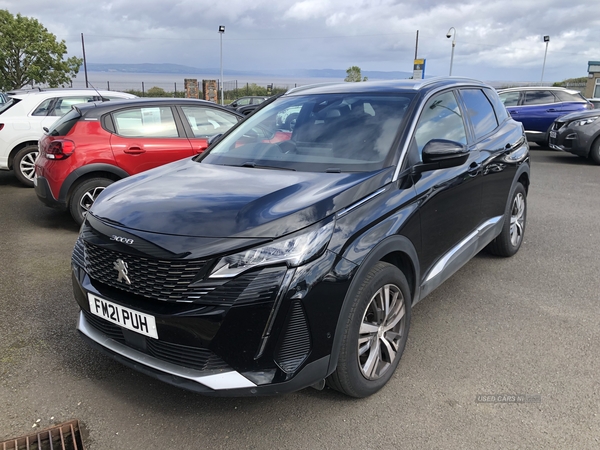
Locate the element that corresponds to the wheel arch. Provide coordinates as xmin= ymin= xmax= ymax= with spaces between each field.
xmin=8 ymin=141 xmax=38 ymax=169
xmin=60 ymin=164 xmax=130 ymax=205
xmin=327 ymin=235 xmax=420 ymax=376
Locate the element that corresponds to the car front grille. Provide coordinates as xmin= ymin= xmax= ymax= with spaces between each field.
xmin=74 ymin=238 xmax=208 ymax=302
xmin=73 ymin=238 xmax=287 ymax=306
xmin=82 ymin=310 xmax=230 ymax=372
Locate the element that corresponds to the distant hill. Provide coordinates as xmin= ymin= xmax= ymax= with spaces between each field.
xmin=86 ymin=63 xmax=413 ymax=80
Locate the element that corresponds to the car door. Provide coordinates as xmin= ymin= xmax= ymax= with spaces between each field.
xmin=459 ymin=87 xmax=523 ymax=223
xmin=408 ymin=89 xmax=485 ymax=275
xmin=517 ymin=90 xmax=562 ymax=134
xmin=177 ymin=105 xmax=240 ymax=154
xmin=110 ymin=105 xmax=194 ymax=174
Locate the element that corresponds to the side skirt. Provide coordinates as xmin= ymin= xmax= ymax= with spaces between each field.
xmin=418 ymin=215 xmax=503 ymax=301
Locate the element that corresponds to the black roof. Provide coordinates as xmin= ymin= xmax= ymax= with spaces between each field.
xmin=76 ymin=97 xmax=241 ymax=119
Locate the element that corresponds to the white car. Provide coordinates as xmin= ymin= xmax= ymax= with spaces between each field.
xmin=0 ymin=88 xmax=136 ymax=186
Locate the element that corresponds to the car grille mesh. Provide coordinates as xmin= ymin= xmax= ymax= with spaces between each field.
xmin=78 ymin=240 xmax=208 ymax=302
xmin=82 ymin=310 xmax=230 ymax=372
xmin=73 ymin=238 xmax=286 ymax=306
xmin=275 ymin=301 xmax=311 ymax=373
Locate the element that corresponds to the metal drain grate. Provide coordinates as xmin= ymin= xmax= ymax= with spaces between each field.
xmin=1 ymin=419 xmax=84 ymax=450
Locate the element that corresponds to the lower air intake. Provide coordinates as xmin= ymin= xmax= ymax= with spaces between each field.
xmin=275 ymin=301 xmax=311 ymax=373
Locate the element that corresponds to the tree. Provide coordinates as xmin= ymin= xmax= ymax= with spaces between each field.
xmin=344 ymin=66 xmax=368 ymax=82
xmin=0 ymin=10 xmax=82 ymax=91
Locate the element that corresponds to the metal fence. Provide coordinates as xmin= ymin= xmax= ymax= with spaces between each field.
xmin=64 ymin=78 xmax=300 ymax=97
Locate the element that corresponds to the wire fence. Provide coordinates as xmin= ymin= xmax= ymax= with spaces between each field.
xmin=64 ymin=78 xmax=302 ymax=100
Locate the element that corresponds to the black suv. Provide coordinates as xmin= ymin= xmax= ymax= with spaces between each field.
xmin=72 ymin=78 xmax=530 ymax=398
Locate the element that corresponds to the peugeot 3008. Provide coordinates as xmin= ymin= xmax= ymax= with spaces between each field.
xmin=71 ymin=78 xmax=530 ymax=398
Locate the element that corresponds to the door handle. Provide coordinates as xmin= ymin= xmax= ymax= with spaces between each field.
xmin=124 ymin=147 xmax=145 ymax=154
xmin=546 ymin=108 xmax=558 ymax=112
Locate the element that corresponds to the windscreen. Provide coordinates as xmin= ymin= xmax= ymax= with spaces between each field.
xmin=200 ymin=93 xmax=414 ymax=172
xmin=0 ymin=97 xmax=19 ymax=115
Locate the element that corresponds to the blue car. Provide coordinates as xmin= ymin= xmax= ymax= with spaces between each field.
xmin=498 ymin=87 xmax=593 ymax=146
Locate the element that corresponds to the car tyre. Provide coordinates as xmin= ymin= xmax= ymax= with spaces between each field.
xmin=487 ymin=182 xmax=527 ymax=257
xmin=70 ymin=178 xmax=114 ymax=225
xmin=589 ymin=137 xmax=600 ymax=165
xmin=13 ymin=145 xmax=39 ymax=187
xmin=327 ymin=261 xmax=411 ymax=398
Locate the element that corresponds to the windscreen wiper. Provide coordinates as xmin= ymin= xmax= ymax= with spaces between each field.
xmin=241 ymin=161 xmax=296 ymax=171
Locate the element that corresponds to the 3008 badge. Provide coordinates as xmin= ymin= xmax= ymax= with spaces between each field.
xmin=111 ymin=235 xmax=134 ymax=244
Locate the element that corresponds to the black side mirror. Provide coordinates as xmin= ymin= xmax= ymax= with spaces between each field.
xmin=414 ymin=139 xmax=469 ymax=174
xmin=207 ymin=134 xmax=223 ymax=146
xmin=231 ymin=102 xmax=237 ymax=108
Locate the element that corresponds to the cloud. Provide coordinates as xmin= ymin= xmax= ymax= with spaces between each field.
xmin=0 ymin=0 xmax=598 ymax=82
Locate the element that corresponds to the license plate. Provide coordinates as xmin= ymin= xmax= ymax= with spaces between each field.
xmin=88 ymin=293 xmax=158 ymax=339
xmin=549 ymin=131 xmax=557 ymax=139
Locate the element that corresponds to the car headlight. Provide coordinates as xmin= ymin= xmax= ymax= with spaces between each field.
xmin=209 ymin=220 xmax=335 ymax=278
xmin=570 ymin=116 xmax=599 ymax=127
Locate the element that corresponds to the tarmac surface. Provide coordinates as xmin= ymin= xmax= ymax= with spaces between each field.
xmin=1 ymin=147 xmax=599 ymax=449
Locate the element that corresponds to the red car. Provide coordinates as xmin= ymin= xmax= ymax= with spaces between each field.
xmin=34 ymin=98 xmax=242 ymax=224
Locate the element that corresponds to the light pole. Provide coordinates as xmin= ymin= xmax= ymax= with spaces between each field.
xmin=219 ymin=25 xmax=225 ymax=105
xmin=446 ymin=27 xmax=456 ymax=76
xmin=540 ymin=35 xmax=550 ymax=85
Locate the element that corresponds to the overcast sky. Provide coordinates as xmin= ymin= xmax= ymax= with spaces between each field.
xmin=1 ymin=0 xmax=598 ymax=83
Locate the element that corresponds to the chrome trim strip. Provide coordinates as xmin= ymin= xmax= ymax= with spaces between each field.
xmin=424 ymin=216 xmax=502 ymax=283
xmin=336 ymin=187 xmax=387 ymax=218
xmin=77 ymin=311 xmax=257 ymax=390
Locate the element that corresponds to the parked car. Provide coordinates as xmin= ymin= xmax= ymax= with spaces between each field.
xmin=497 ymin=86 xmax=593 ymax=146
xmin=588 ymin=98 xmax=600 ymax=109
xmin=548 ymin=109 xmax=600 ymax=163
xmin=34 ymin=98 xmax=242 ymax=224
xmin=0 ymin=88 xmax=137 ymax=186
xmin=72 ymin=78 xmax=530 ymax=398
xmin=225 ymin=96 xmax=270 ymax=111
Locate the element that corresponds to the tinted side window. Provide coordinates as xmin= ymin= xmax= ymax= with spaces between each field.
xmin=460 ymin=89 xmax=498 ymax=140
xmin=554 ymin=90 xmax=586 ymax=102
xmin=113 ymin=106 xmax=179 ymax=138
xmin=523 ymin=91 xmax=556 ymax=105
xmin=32 ymin=98 xmax=54 ymax=116
xmin=484 ymin=88 xmax=510 ymax=123
xmin=498 ymin=91 xmax=520 ymax=107
xmin=413 ymin=91 xmax=467 ymax=156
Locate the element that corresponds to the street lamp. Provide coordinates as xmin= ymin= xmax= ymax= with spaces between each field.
xmin=540 ymin=35 xmax=550 ymax=85
xmin=446 ymin=27 xmax=456 ymax=76
xmin=219 ymin=25 xmax=225 ymax=105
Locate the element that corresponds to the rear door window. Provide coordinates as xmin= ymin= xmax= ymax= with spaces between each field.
xmin=460 ymin=89 xmax=499 ymax=140
xmin=180 ymin=106 xmax=239 ymax=138
xmin=523 ymin=90 xmax=557 ymax=105
xmin=113 ymin=106 xmax=179 ymax=137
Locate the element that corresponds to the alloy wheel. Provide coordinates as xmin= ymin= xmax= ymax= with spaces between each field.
xmin=510 ymin=192 xmax=525 ymax=247
xmin=19 ymin=151 xmax=38 ymax=181
xmin=358 ymin=283 xmax=406 ymax=380
xmin=79 ymin=186 xmax=106 ymax=213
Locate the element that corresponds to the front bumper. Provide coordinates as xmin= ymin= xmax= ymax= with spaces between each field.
xmin=71 ymin=235 xmax=354 ymax=395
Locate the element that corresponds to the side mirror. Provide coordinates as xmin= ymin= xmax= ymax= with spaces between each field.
xmin=231 ymin=102 xmax=237 ymax=108
xmin=414 ymin=139 xmax=469 ymax=173
xmin=207 ymin=133 xmax=223 ymax=146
